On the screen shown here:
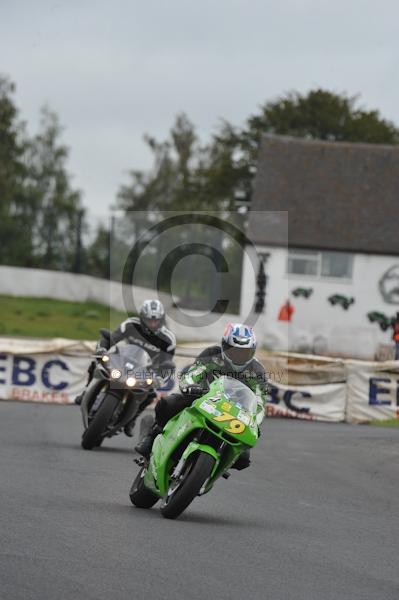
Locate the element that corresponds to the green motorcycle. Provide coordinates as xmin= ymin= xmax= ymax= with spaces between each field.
xmin=129 ymin=376 xmax=259 ymax=519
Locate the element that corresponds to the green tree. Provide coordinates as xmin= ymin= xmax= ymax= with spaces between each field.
xmin=0 ymin=76 xmax=33 ymax=265
xmin=216 ymin=89 xmax=399 ymax=203
xmin=117 ymin=112 xmax=226 ymax=213
xmin=86 ymin=224 xmax=110 ymax=278
xmin=0 ymin=76 xmax=87 ymax=272
xmin=246 ymin=89 xmax=399 ymax=144
xmin=119 ymin=90 xmax=399 ymax=218
xmin=116 ymin=114 xmax=246 ymax=308
xmin=26 ymin=107 xmax=85 ymax=271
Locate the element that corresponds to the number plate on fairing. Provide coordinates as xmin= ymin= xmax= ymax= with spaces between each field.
xmin=200 ymin=400 xmax=222 ymax=417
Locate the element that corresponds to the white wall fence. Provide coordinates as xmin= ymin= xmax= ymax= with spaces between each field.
xmin=0 ymin=265 xmax=157 ymax=312
xmin=0 ymin=336 xmax=398 ymax=423
xmin=1 ymin=263 xmax=398 ymax=357
xmin=0 ymin=265 xmax=242 ymax=343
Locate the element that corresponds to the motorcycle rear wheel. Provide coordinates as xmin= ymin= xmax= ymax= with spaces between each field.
xmin=160 ymin=452 xmax=215 ymax=520
xmin=81 ymin=393 xmax=120 ymax=450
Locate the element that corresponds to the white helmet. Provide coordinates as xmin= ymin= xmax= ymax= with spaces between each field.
xmin=221 ymin=323 xmax=257 ymax=372
xmin=140 ymin=299 xmax=165 ymax=333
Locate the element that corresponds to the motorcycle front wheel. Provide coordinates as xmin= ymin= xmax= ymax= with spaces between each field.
xmin=81 ymin=393 xmax=120 ymax=450
xmin=160 ymin=452 xmax=215 ymax=520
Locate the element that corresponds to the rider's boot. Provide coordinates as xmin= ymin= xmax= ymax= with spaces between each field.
xmin=124 ymin=418 xmax=136 ymax=438
xmin=125 ymin=393 xmax=154 ymax=437
xmin=134 ymin=423 xmax=162 ymax=458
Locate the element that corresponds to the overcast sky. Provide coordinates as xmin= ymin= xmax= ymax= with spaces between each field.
xmin=1 ymin=0 xmax=398 ymax=222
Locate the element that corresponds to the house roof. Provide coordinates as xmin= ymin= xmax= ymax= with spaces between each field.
xmin=248 ymin=135 xmax=399 ymax=255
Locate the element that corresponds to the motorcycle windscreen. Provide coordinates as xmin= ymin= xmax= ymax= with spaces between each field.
xmin=119 ymin=344 xmax=152 ymax=367
xmin=218 ymin=376 xmax=258 ymax=413
xmin=108 ymin=342 xmax=152 ymax=379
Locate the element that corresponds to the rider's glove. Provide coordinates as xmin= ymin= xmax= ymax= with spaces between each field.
xmin=181 ymin=382 xmax=209 ymax=397
xmin=94 ymin=347 xmax=107 ymax=360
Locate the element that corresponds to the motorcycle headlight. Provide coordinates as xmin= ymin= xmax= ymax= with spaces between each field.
xmin=102 ymin=355 xmax=110 ymax=363
xmin=145 ymin=378 xmax=153 ymax=385
xmin=126 ymin=376 xmax=136 ymax=387
xmin=111 ymin=369 xmax=122 ymax=380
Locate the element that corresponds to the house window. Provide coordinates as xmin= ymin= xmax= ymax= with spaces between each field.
xmin=321 ymin=252 xmax=353 ymax=279
xmin=287 ymin=250 xmax=352 ymax=280
xmin=287 ymin=251 xmax=318 ymax=276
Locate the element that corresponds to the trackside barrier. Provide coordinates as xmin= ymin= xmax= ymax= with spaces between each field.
xmin=0 ymin=338 xmax=398 ymax=423
xmin=345 ymin=360 xmax=399 ymax=423
xmin=0 ymin=338 xmax=95 ymax=404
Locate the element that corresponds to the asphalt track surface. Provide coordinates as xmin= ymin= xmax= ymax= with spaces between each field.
xmin=1 ymin=401 xmax=398 ymax=600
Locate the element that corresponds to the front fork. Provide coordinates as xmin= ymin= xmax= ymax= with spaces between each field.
xmin=81 ymin=380 xmax=106 ymax=428
xmin=172 ymin=440 xmax=227 ymax=495
xmin=105 ymin=391 xmax=144 ymax=435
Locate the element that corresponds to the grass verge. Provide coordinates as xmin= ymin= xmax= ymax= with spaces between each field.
xmin=0 ymin=295 xmax=129 ymax=340
xmin=370 ymin=418 xmax=399 ymax=427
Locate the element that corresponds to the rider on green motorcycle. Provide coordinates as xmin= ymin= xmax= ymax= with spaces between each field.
xmin=135 ymin=323 xmax=268 ymax=468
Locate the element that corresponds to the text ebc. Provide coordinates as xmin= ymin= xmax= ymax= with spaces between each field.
xmin=0 ymin=354 xmax=70 ymax=390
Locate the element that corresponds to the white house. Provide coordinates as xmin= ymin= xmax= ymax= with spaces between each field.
xmin=240 ymin=135 xmax=399 ymax=360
